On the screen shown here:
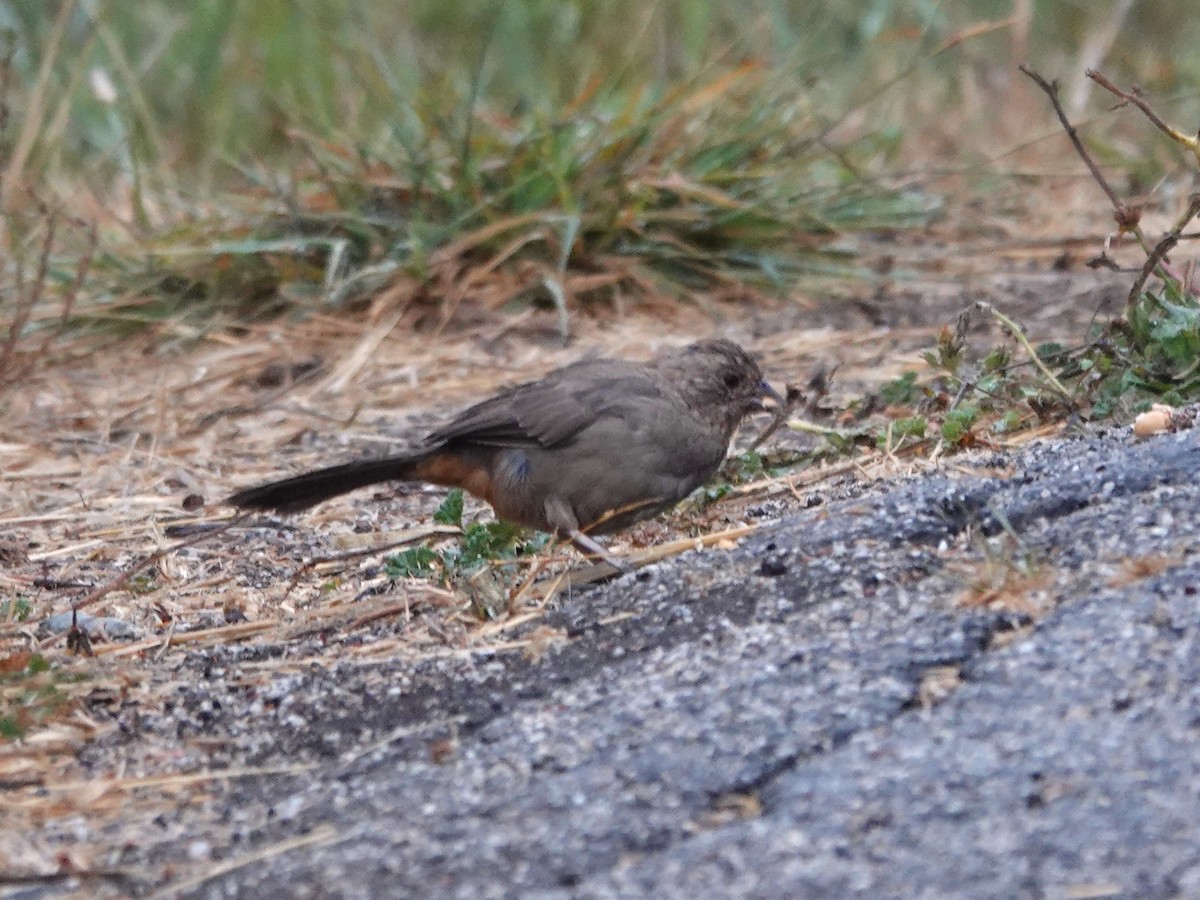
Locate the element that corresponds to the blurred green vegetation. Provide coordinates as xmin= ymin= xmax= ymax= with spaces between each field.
xmin=4 ymin=0 xmax=1195 ymax=181
xmin=0 ymin=0 xmax=1198 ymax=340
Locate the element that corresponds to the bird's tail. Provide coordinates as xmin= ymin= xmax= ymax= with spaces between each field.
xmin=227 ymin=454 xmax=429 ymax=514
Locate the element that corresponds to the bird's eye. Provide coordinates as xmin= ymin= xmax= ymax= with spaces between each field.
xmin=722 ymin=371 xmax=741 ymax=389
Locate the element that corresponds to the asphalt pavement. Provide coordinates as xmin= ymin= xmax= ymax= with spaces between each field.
xmin=120 ymin=420 xmax=1200 ymax=899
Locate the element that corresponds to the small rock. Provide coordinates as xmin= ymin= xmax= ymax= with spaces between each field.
xmin=39 ymin=611 xmax=142 ymax=641
xmin=759 ymin=556 xmax=788 ymax=577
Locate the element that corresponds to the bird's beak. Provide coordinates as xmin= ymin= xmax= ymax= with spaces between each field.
xmin=744 ymin=380 xmax=793 ymax=451
xmin=752 ymin=380 xmax=786 ymax=413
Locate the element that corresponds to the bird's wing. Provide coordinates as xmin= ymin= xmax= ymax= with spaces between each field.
xmin=427 ymin=359 xmax=675 ymax=449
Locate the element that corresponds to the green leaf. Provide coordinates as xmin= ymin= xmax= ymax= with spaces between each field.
xmin=941 ymin=405 xmax=978 ymax=445
xmin=880 ymin=371 xmax=920 ymax=406
xmin=726 ymin=450 xmax=766 ymax=482
xmin=456 ymin=521 xmax=526 ymax=569
xmin=1035 ymin=342 xmax=1065 ymax=361
xmin=982 ymin=347 xmax=1010 ymax=373
xmin=878 ymin=416 xmax=926 ymax=448
xmin=992 ymin=410 xmax=1023 ymax=433
xmin=385 ymin=546 xmax=440 ymax=578
xmin=433 ymin=489 xmax=464 ymax=526
xmin=893 ymin=416 xmax=927 ymax=438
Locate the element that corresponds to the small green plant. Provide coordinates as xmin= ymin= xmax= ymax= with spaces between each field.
xmin=385 ymin=490 xmax=551 ymax=585
xmin=878 ymin=415 xmax=927 ymax=450
xmin=941 ymin=405 xmax=978 ymax=445
xmin=0 ymin=597 xmax=35 ymax=622
xmin=905 ymin=248 xmax=1200 ymax=441
xmin=432 ymin=489 xmax=464 ymax=526
xmin=387 ymin=545 xmax=440 ymax=579
xmin=697 ymin=450 xmax=769 ymax=507
xmin=879 ymin=371 xmax=921 ymax=406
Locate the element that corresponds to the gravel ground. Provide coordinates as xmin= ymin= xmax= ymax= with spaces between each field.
xmin=22 ymin=415 xmax=1195 ymax=898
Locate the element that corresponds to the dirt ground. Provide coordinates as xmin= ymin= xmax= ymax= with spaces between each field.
xmin=0 ymin=205 xmax=1141 ymax=892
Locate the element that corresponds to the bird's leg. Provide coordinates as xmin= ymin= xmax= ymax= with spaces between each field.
xmin=566 ymin=527 xmax=635 ymax=575
xmin=544 ymin=497 xmax=634 ymax=575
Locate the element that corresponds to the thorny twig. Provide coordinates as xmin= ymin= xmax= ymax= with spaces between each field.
xmin=1018 ymin=64 xmax=1132 ymax=224
xmin=1021 ymin=64 xmax=1200 ymax=304
xmin=1087 ymin=69 xmax=1200 ymax=165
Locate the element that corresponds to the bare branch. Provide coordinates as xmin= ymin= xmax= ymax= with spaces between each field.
xmin=1019 ymin=64 xmax=1129 ymax=216
xmin=1126 ymin=192 xmax=1200 ymax=306
xmin=1087 ymin=69 xmax=1200 ymax=163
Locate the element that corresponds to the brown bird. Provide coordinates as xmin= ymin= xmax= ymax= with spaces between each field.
xmin=227 ymin=339 xmax=780 ymax=570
